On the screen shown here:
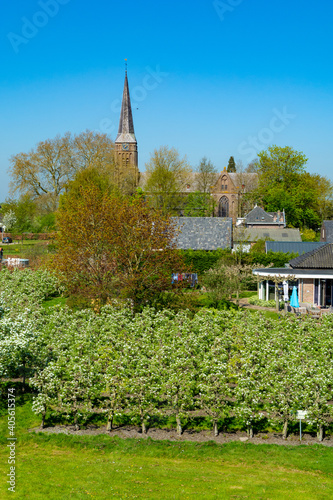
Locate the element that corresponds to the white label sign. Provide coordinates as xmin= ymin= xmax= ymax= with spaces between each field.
xmin=296 ymin=410 xmax=308 ymax=420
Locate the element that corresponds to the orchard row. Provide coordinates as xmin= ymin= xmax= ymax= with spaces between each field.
xmin=0 ymin=269 xmax=332 ymax=441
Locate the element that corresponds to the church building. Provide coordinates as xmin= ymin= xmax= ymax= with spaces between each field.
xmin=210 ymin=167 xmax=258 ymax=221
xmin=116 ymin=69 xmax=257 ymax=221
xmin=114 ymin=69 xmax=140 ymax=188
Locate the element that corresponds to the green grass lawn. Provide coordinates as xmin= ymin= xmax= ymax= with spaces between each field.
xmin=1 ymin=434 xmax=332 ymax=499
xmin=42 ymin=296 xmax=68 ymax=309
xmin=2 ymin=240 xmax=39 ymax=250
xmin=237 ymin=291 xmax=258 ymax=299
xmin=247 ymin=308 xmax=281 ymax=320
xmin=1 ymin=402 xmax=333 ymax=499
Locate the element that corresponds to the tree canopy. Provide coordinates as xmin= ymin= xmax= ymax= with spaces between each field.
xmin=250 ymin=145 xmax=333 ymax=230
xmin=9 ymin=130 xmax=116 ymax=211
xmin=54 ymin=169 xmax=185 ymax=309
xmin=145 ymin=146 xmax=192 ymax=214
xmin=183 ymin=191 xmax=214 ymax=217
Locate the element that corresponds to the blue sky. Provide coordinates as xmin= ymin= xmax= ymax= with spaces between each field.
xmin=1 ymin=0 xmax=333 ymax=201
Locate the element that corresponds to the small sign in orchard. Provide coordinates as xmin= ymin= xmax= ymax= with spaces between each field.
xmin=296 ymin=410 xmax=308 ymax=420
xmin=296 ymin=410 xmax=308 ymax=441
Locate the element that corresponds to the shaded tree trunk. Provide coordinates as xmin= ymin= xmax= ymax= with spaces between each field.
xmin=213 ymin=420 xmax=219 ymax=437
xmin=22 ymin=359 xmax=26 ymax=393
xmin=140 ymin=407 xmax=147 ymax=434
xmin=41 ymin=411 xmax=46 ymax=429
xmin=106 ymin=410 xmax=114 ymax=431
xmin=73 ymin=412 xmax=80 ymax=431
xmin=317 ymin=424 xmax=324 ymax=442
xmin=176 ymin=409 xmax=182 ymax=436
xmin=247 ymin=425 xmax=253 ymax=438
xmin=282 ymin=420 xmax=288 ymax=439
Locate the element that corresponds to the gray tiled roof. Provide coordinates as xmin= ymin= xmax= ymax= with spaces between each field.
xmin=265 ymin=241 xmax=326 ymax=254
xmin=321 ymin=221 xmax=333 ymax=242
xmin=245 ymin=206 xmax=274 ymax=223
xmin=244 ymin=206 xmax=285 ymax=226
xmin=172 ymin=217 xmax=232 ymax=250
xmin=234 ymin=228 xmax=301 ymax=242
xmin=289 ymin=243 xmax=333 ymax=269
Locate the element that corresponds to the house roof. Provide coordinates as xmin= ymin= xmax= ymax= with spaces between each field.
xmin=172 ymin=217 xmax=232 ymax=250
xmin=289 ymin=243 xmax=333 ymax=269
xmin=253 ymin=268 xmax=333 ymax=279
xmin=265 ymin=241 xmax=326 ymax=254
xmin=245 ymin=206 xmax=274 ymax=223
xmin=234 ymin=227 xmax=301 ymax=243
xmin=321 ymin=221 xmax=333 ymax=242
xmin=244 ymin=206 xmax=286 ymax=226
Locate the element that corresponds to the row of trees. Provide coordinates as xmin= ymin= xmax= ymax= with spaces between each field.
xmin=27 ymin=307 xmax=333 ymax=441
xmin=5 ymin=135 xmax=226 ymax=225
xmin=4 ymin=131 xmax=333 ymax=231
xmin=0 ymin=272 xmax=332 ymax=442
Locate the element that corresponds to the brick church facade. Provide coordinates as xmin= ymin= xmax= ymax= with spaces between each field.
xmin=210 ymin=167 xmax=258 ymax=221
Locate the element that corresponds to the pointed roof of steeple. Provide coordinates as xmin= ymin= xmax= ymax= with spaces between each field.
xmin=115 ymin=70 xmax=137 ymax=144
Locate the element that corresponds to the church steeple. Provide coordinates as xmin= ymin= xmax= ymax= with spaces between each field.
xmin=114 ymin=65 xmax=139 ymax=188
xmin=115 ymin=69 xmax=136 ymax=143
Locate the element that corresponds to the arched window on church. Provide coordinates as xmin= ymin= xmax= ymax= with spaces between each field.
xmin=218 ymin=196 xmax=229 ymax=217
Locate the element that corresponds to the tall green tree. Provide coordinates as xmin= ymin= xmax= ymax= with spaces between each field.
xmin=251 ymin=145 xmax=333 ymax=229
xmin=145 ymin=146 xmax=192 ymax=214
xmin=227 ymin=156 xmax=236 ymax=172
xmin=183 ymin=191 xmax=214 ymax=217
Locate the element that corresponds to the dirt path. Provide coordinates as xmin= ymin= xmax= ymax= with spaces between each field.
xmin=30 ymin=425 xmax=333 ymax=447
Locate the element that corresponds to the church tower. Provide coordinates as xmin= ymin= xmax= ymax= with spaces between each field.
xmin=115 ymin=68 xmax=139 ymax=186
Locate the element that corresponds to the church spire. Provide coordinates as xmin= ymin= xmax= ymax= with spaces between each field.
xmin=115 ymin=68 xmax=136 ymax=143
xmin=114 ymin=65 xmax=139 ymax=186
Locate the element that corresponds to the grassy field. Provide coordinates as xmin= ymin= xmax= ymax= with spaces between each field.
xmin=0 ymin=402 xmax=333 ymax=499
xmin=1 ymin=240 xmax=55 ymax=260
xmin=1 ymin=433 xmax=333 ymax=499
